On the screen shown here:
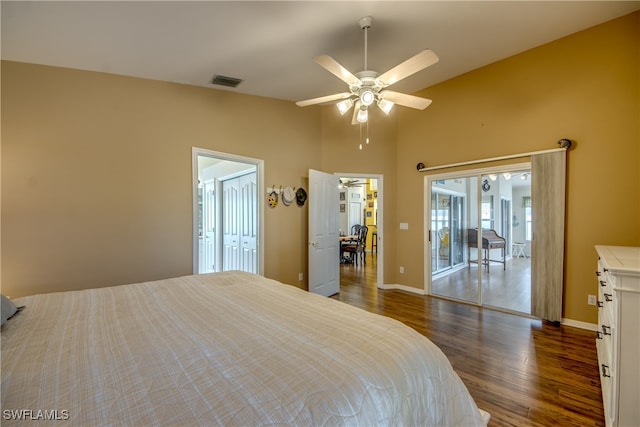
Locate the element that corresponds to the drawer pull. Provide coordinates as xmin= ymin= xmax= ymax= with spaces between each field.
xmin=600 ymin=280 xmax=607 ymax=287
xmin=596 ymin=331 xmax=603 ymax=339
xmin=601 ymin=364 xmax=611 ymax=378
xmin=604 ymin=293 xmax=612 ymax=302
xmin=602 ymin=325 xmax=611 ymax=335
xmin=597 ymin=300 xmax=603 ymax=308
xmin=596 ymin=271 xmax=602 ymax=277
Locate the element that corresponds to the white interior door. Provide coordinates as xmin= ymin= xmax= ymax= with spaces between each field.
xmin=222 ymin=178 xmax=240 ymax=270
xmin=349 ymin=201 xmax=362 ymax=232
xmin=222 ymin=172 xmax=257 ymax=273
xmin=239 ymin=173 xmax=257 ymax=273
xmin=202 ymin=180 xmax=216 ymax=273
xmin=308 ymin=169 xmax=339 ymax=296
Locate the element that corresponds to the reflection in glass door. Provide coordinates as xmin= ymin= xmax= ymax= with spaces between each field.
xmin=428 ymin=167 xmax=532 ymax=315
xmin=431 ymin=192 xmax=465 ymax=274
xmin=501 ymin=198 xmax=512 ymax=250
xmin=481 ymin=172 xmax=531 ymax=314
xmin=430 ymin=178 xmax=479 ymax=304
xmin=431 ymin=192 xmax=449 ymax=272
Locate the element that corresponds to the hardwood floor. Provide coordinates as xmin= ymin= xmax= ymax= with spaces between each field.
xmin=432 ymin=257 xmax=532 ymax=314
xmin=334 ymin=256 xmax=604 ymax=427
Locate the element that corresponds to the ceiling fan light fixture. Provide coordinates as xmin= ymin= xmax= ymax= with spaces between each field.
xmin=377 ymin=98 xmax=395 ymax=115
xmin=336 ymin=98 xmax=354 ymax=115
xmin=296 ymin=16 xmax=439 ymax=130
xmin=359 ymin=89 xmax=375 ymax=106
xmin=356 ymin=107 xmax=368 ymax=123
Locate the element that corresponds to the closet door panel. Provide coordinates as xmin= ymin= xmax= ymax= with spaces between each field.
xmin=222 ymin=179 xmax=240 ymax=271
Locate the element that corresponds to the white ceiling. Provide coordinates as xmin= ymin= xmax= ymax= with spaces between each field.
xmin=2 ymin=1 xmax=639 ymax=104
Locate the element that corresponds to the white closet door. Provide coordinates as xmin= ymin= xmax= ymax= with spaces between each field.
xmin=202 ymin=180 xmax=216 ymax=273
xmin=239 ymin=173 xmax=257 ymax=273
xmin=222 ymin=179 xmax=240 ymax=271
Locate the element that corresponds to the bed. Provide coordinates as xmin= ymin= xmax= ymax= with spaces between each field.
xmin=1 ymin=271 xmax=489 ymax=426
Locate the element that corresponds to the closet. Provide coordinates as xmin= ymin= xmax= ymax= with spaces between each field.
xmin=222 ymin=172 xmax=258 ymax=273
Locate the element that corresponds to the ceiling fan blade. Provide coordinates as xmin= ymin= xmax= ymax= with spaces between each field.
xmin=376 ymin=49 xmax=439 ymax=87
xmin=380 ymin=90 xmax=432 ymax=110
xmin=351 ymin=100 xmax=362 ymax=125
xmin=296 ymin=92 xmax=351 ymax=107
xmin=314 ymin=55 xmax=361 ymax=86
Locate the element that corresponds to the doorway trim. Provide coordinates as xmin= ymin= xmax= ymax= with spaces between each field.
xmin=191 ymin=147 xmax=265 ymax=275
xmin=335 ymin=172 xmax=384 ymax=290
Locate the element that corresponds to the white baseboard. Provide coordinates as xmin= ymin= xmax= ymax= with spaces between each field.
xmin=561 ymin=318 xmax=598 ymax=331
xmin=379 ymin=283 xmax=425 ymax=295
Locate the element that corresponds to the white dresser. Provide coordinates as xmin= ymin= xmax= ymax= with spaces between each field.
xmin=595 ymin=245 xmax=640 ymax=427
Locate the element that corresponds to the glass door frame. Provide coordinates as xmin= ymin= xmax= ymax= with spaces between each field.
xmin=423 ymin=161 xmax=530 ymax=306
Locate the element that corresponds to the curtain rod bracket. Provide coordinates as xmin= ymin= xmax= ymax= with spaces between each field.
xmin=558 ymin=139 xmax=572 ymax=150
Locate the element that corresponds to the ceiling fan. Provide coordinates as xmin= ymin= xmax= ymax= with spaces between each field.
xmin=339 ymin=178 xmax=366 ymax=187
xmin=296 ymin=16 xmax=439 ymax=125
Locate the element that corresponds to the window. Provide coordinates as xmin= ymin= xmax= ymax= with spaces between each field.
xmin=523 ymin=196 xmax=532 ymax=240
xmin=481 ymin=196 xmax=494 ymax=229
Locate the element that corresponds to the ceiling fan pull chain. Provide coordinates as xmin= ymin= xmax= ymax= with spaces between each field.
xmin=366 ymin=120 xmax=370 ymax=145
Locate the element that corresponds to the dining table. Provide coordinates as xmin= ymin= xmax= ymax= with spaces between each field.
xmin=339 ymin=235 xmax=358 ymax=263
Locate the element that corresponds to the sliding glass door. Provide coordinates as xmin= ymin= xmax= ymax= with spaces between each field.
xmin=427 ymin=165 xmax=532 ymax=315
xmin=431 ymin=191 xmax=466 ymax=274
xmin=430 ymin=177 xmax=479 ymax=304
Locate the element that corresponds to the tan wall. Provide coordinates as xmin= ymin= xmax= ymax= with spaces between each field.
xmin=394 ymin=12 xmax=639 ymax=323
xmin=1 ymin=62 xmax=321 ymax=297
xmin=2 ymin=12 xmax=638 ymax=325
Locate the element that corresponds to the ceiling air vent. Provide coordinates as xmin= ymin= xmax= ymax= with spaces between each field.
xmin=211 ymin=75 xmax=243 ymax=88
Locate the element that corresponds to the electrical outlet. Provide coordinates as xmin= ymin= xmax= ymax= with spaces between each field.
xmin=588 ymin=294 xmax=597 ymax=305
xmin=399 ymin=266 xmax=404 ymax=274
xmin=298 ymin=273 xmax=304 ymax=281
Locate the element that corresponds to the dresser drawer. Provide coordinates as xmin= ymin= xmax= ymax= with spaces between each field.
xmin=596 ymin=337 xmax=614 ymax=421
xmin=596 ymin=320 xmax=614 ymax=362
xmin=597 ymin=267 xmax=616 ymax=329
xmin=597 ymin=263 xmax=613 ymax=292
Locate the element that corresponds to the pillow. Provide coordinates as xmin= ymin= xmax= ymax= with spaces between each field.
xmin=1 ymin=295 xmax=19 ymax=326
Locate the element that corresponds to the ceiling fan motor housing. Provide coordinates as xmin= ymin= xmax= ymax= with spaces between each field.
xmin=352 ymin=71 xmax=382 ymax=106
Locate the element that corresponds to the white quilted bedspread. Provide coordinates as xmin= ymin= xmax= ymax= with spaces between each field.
xmin=1 ymin=271 xmax=487 ymax=426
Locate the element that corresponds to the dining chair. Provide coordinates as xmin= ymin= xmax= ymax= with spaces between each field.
xmin=342 ymin=226 xmax=368 ymax=266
